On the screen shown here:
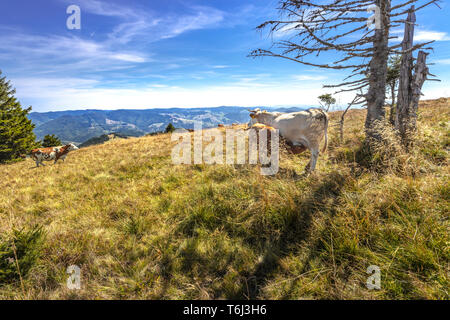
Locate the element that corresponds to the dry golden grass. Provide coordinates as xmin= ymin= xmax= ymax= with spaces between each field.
xmin=0 ymin=99 xmax=448 ymax=299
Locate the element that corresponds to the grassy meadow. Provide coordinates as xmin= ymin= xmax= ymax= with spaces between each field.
xmin=0 ymin=99 xmax=448 ymax=299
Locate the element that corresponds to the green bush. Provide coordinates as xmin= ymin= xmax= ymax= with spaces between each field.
xmin=0 ymin=225 xmax=45 ymax=283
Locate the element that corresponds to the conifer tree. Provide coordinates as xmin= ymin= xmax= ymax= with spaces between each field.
xmin=165 ymin=123 xmax=176 ymax=133
xmin=0 ymin=70 xmax=39 ymax=163
xmin=387 ymin=55 xmax=401 ymax=125
xmin=41 ymin=134 xmax=62 ymax=148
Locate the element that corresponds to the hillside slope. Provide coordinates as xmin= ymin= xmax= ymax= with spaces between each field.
xmin=78 ymin=133 xmax=129 ymax=148
xmin=0 ymin=99 xmax=448 ymax=299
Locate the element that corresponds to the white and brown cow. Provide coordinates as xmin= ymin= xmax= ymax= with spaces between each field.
xmin=247 ymin=123 xmax=308 ymax=155
xmin=30 ymin=143 xmax=79 ymax=167
xmin=249 ymin=108 xmax=329 ymax=173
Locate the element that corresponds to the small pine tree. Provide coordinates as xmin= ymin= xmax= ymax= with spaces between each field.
xmin=386 ymin=55 xmax=401 ymax=125
xmin=165 ymin=123 xmax=175 ymax=133
xmin=41 ymin=134 xmax=62 ymax=148
xmin=318 ymin=94 xmax=336 ymax=112
xmin=0 ymin=70 xmax=39 ymax=163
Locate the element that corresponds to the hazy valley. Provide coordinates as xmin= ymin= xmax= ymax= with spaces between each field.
xmin=29 ymin=106 xmax=308 ymax=145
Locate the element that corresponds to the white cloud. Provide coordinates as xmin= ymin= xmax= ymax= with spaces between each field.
xmin=11 ymin=73 xmax=449 ymax=112
xmin=61 ymin=0 xmax=226 ymax=45
xmin=391 ymin=29 xmax=450 ymax=42
xmin=107 ymin=20 xmax=160 ymax=44
xmin=109 ymin=53 xmax=147 ymax=63
xmin=415 ymin=30 xmax=450 ymax=41
xmin=60 ymin=0 xmax=139 ymax=18
xmin=212 ymin=65 xmax=231 ymax=69
xmin=272 ymin=22 xmax=302 ymax=39
xmin=293 ymin=75 xmax=327 ymax=81
xmin=0 ymin=1 xmax=226 ymax=77
xmin=0 ymin=32 xmax=150 ymax=74
xmin=420 ymin=85 xmax=450 ymax=100
xmin=158 ymin=6 xmax=225 ymax=40
xmin=434 ymin=59 xmax=450 ymax=65
xmin=12 ymin=76 xmax=354 ymax=111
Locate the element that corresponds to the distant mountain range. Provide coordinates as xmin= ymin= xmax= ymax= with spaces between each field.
xmin=28 ymin=106 xmax=308 ymax=145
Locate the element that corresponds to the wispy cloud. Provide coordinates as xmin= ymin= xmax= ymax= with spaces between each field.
xmin=60 ymin=0 xmax=140 ymax=18
xmin=391 ymin=29 xmax=450 ymax=42
xmin=0 ymin=31 xmax=150 ymax=70
xmin=212 ymin=65 xmax=231 ymax=69
xmin=415 ymin=30 xmax=450 ymax=41
xmin=159 ymin=6 xmax=224 ymax=40
xmin=434 ymin=58 xmax=450 ymax=65
xmin=293 ymin=75 xmax=327 ymax=81
xmin=60 ymin=0 xmax=226 ymax=45
xmin=272 ymin=22 xmax=302 ymax=39
xmin=12 ymin=75 xmax=335 ymax=110
xmin=0 ymin=0 xmax=228 ymax=77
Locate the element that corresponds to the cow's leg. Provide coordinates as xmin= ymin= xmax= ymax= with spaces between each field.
xmin=301 ymin=138 xmax=319 ymax=174
xmin=293 ymin=138 xmax=314 ymax=173
xmin=308 ymin=148 xmax=320 ymax=172
xmin=36 ymin=161 xmax=40 ymax=167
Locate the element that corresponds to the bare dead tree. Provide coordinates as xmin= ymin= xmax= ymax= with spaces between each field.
xmin=395 ymin=6 xmax=416 ymax=145
xmin=395 ymin=6 xmax=439 ymax=148
xmin=250 ymin=0 xmax=440 ymax=144
xmin=340 ymin=94 xmax=363 ymax=142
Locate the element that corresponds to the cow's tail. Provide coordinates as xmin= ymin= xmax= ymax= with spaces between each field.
xmin=321 ymin=110 xmax=329 ymax=153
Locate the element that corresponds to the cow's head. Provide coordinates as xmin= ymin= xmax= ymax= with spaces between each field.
xmin=247 ymin=108 xmax=261 ymax=119
xmin=66 ymin=143 xmax=79 ymax=151
xmin=248 ymin=109 xmax=278 ymax=127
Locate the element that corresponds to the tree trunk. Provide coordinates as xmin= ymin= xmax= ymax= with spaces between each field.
xmin=340 ymin=96 xmax=358 ymax=142
xmin=396 ymin=6 xmax=416 ymax=146
xmin=408 ymin=50 xmax=428 ymax=140
xmin=389 ymin=82 xmax=396 ymax=125
xmin=365 ymin=0 xmax=390 ymax=140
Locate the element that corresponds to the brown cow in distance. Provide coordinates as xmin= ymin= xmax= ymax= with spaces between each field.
xmin=29 ymin=143 xmax=79 ymax=167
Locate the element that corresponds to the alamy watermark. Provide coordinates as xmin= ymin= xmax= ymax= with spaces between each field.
xmin=66 ymin=5 xmax=81 ymax=30
xmin=67 ymin=265 xmax=81 ymax=290
xmin=171 ymin=123 xmax=280 ymax=175
xmin=366 ymin=265 xmax=381 ymax=290
xmin=367 ymin=5 xmax=381 ymax=29
xmin=367 ymin=1 xmax=391 ymax=30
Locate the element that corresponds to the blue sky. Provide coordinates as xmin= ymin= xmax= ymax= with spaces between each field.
xmin=0 ymin=0 xmax=449 ymax=112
